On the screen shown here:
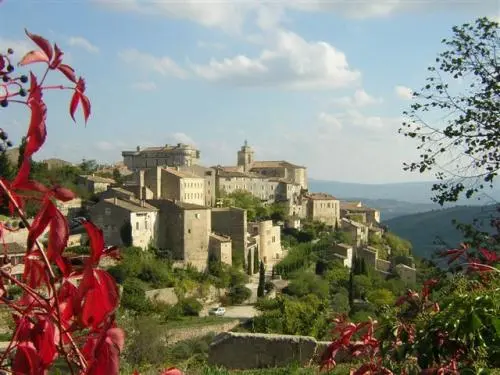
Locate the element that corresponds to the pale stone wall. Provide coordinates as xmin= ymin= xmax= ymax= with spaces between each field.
xmin=122 ymin=144 xmax=200 ymax=170
xmin=209 ymin=234 xmax=232 ymax=266
xmin=208 ymin=332 xmax=352 ymax=369
xmin=130 ymin=211 xmax=158 ymax=249
xmin=331 ymin=243 xmax=353 ymax=268
xmin=211 ymin=207 xmax=247 ymax=259
xmin=168 ymin=320 xmax=240 ymax=345
xmin=55 ymin=198 xmax=82 ymax=219
xmin=249 ymin=220 xmax=282 ymax=264
xmin=358 ymin=246 xmax=378 ymax=268
xmin=178 ymin=165 xmax=217 ymax=207
xmin=307 ymin=198 xmax=340 ymax=226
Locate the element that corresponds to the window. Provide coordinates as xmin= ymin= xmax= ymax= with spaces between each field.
xmin=136 ymin=222 xmax=139 ymax=230
xmin=187 ymin=229 xmax=191 ymax=234
xmin=272 ymin=236 xmax=275 ymax=243
xmin=195 ymin=213 xmax=200 ymax=219
xmin=104 ymin=208 xmax=111 ymax=216
xmin=145 ymin=220 xmax=148 ymax=230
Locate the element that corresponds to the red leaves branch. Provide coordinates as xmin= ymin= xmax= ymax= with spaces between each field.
xmin=0 ymin=32 xmax=121 ymax=375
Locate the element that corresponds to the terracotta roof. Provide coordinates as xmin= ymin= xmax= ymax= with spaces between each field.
xmin=251 ymin=160 xmax=305 ymax=169
xmin=216 ymin=170 xmax=264 ymax=179
xmin=172 ymin=201 xmax=208 ymax=210
xmin=307 ymin=192 xmax=338 ymax=200
xmin=340 ymin=201 xmax=376 ymax=212
xmin=104 ymin=198 xmax=158 ymax=212
xmin=108 ymin=187 xmax=134 ymax=196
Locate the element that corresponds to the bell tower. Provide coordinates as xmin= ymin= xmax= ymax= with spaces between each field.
xmin=237 ymin=140 xmax=254 ymax=172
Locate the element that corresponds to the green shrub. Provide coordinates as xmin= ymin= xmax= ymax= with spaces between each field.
xmin=121 ymin=278 xmax=151 ymax=313
xmin=226 ymin=285 xmax=252 ymax=305
xmin=284 ymin=271 xmax=329 ymax=300
xmin=179 ymin=297 xmax=202 ymax=317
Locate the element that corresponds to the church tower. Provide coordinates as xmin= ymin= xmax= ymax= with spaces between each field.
xmin=237 ymin=140 xmax=254 ymax=172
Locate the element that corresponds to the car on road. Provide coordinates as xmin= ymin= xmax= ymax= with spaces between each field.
xmin=209 ymin=307 xmax=226 ymax=316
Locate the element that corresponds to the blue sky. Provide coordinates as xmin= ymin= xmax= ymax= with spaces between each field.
xmin=0 ymin=0 xmax=498 ymax=183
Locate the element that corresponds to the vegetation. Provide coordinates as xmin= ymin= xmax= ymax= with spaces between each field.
xmin=400 ymin=17 xmax=500 ymax=204
xmin=220 ymin=190 xmax=287 ymax=222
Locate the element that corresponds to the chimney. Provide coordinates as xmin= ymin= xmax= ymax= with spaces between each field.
xmin=136 ymin=145 xmax=141 ymax=152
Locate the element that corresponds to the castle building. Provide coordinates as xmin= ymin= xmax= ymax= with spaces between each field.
xmin=122 ymin=143 xmax=200 ymax=171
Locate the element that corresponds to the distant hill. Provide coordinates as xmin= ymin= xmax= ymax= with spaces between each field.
xmin=384 ymin=204 xmax=498 ymax=260
xmin=309 ymin=179 xmax=500 ymax=205
xmin=342 ymin=198 xmax=439 ymax=221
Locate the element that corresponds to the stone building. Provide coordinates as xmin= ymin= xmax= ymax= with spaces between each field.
xmin=89 ymin=197 xmax=159 ymax=250
xmin=122 ymin=144 xmax=200 ymax=171
xmin=55 ymin=198 xmax=82 ymax=219
xmin=330 ymin=243 xmax=354 ymax=268
xmin=209 ymin=233 xmax=232 ymax=266
xmin=394 ymin=263 xmax=417 ymax=285
xmin=150 ymin=199 xmax=211 ymax=271
xmin=341 ymin=218 xmax=369 ymax=248
xmin=235 ymin=141 xmax=307 ymax=190
xmin=77 ymin=175 xmax=116 ymax=194
xmin=211 ymin=207 xmax=247 ymax=262
xmin=178 ymin=165 xmax=217 ymax=207
xmin=3 ymin=242 xmax=25 ymax=283
xmin=303 ymin=192 xmax=340 ymax=227
xmin=340 ymin=201 xmax=381 ymax=225
xmin=131 ymin=167 xmax=205 ymax=206
xmin=248 ymin=220 xmax=283 ymax=265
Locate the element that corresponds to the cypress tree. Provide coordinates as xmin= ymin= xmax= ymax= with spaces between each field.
xmin=253 ymin=247 xmax=259 ymax=274
xmin=257 ymin=261 xmax=265 ymax=298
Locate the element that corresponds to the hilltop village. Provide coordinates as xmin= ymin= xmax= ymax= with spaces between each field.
xmin=18 ymin=141 xmax=415 ymax=283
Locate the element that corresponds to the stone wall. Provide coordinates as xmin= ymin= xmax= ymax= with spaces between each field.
xmin=167 ymin=320 xmax=240 ymax=344
xmin=208 ymin=332 xmax=351 ymax=369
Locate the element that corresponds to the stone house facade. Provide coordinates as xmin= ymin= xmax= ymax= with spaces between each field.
xmin=303 ymin=193 xmax=340 ymax=227
xmin=248 ymin=220 xmax=283 ymax=265
xmin=122 ymin=144 xmax=200 ymax=170
xmin=211 ymin=207 xmax=247 ymax=263
xmin=340 ymin=201 xmax=381 ymax=225
xmin=150 ymin=199 xmax=211 ymax=271
xmin=3 ymin=242 xmax=25 ymax=283
xmin=55 ymin=198 xmax=82 ymax=219
xmin=330 ymin=243 xmax=354 ymax=268
xmin=89 ymin=197 xmax=159 ymax=250
xmin=178 ymin=165 xmax=217 ymax=207
xmin=341 ymin=218 xmax=369 ymax=248
xmin=209 ymin=233 xmax=232 ymax=266
xmin=77 ymin=175 xmax=116 ymax=194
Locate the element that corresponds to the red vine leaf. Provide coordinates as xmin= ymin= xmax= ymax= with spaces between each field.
xmin=18 ymin=50 xmax=50 ymax=66
xmin=69 ymin=77 xmax=91 ymax=123
xmin=57 ymin=63 xmax=77 ymax=83
xmin=52 ymin=185 xmax=75 ymax=202
xmin=25 ymin=29 xmax=53 ymax=62
xmin=83 ymin=327 xmax=125 ymax=375
xmin=12 ymin=341 xmax=41 ymax=375
xmin=24 ymin=73 xmax=47 ymax=158
xmin=79 ymin=269 xmax=119 ymax=329
xmin=160 ymin=368 xmax=184 ymax=375
xmin=49 ymin=43 xmax=63 ymax=69
xmin=46 ymin=204 xmax=70 ymax=276
xmin=32 ymin=317 xmax=60 ymax=367
xmin=22 ymin=254 xmax=50 ymax=289
xmin=82 ymin=220 xmax=105 ymax=265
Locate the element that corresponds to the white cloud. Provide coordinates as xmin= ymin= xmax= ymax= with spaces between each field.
xmin=169 ymin=132 xmax=196 ymax=146
xmin=331 ymin=89 xmax=382 ymax=108
xmin=67 ymin=36 xmax=99 ymax=53
xmin=94 ymin=0 xmax=254 ymax=33
xmin=394 ymin=85 xmax=413 ymax=100
xmin=318 ymin=112 xmax=342 ymax=130
xmin=191 ymin=29 xmax=360 ymax=90
xmin=0 ymin=38 xmax=31 ymax=60
xmin=131 ymin=81 xmax=157 ymax=91
xmin=119 ymin=49 xmax=188 ymax=78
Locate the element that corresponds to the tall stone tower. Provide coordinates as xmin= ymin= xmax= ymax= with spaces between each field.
xmin=237 ymin=140 xmax=254 ymax=172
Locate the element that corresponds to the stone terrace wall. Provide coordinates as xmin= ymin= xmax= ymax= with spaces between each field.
xmin=168 ymin=320 xmax=240 ymax=345
xmin=208 ymin=332 xmax=351 ymax=369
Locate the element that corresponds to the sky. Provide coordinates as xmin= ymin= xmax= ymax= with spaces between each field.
xmin=0 ymin=0 xmax=498 ymax=184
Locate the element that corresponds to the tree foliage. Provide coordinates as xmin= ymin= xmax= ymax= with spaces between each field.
xmin=400 ymin=17 xmax=500 ymax=204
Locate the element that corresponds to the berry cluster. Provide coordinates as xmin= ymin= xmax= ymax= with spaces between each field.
xmin=0 ymin=47 xmax=29 ymax=108
xmin=0 ymin=128 xmax=13 ymax=152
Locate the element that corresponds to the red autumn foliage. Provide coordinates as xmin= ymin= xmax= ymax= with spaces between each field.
xmin=0 ymin=29 xmax=121 ymax=374
xmin=0 ymin=28 xmax=185 ymax=375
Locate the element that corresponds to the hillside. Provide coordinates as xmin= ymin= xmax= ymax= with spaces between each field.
xmin=309 ymin=179 xmax=500 ymax=205
xmin=384 ymin=204 xmax=498 ymax=260
xmin=341 ymin=198 xmax=439 ymax=221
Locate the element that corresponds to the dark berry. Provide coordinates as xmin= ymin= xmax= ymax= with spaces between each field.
xmin=0 ymin=100 xmax=7 ymax=108
xmin=0 ymin=131 xmax=6 ymax=140
xmin=6 ymin=141 xmax=12 ymax=147
xmin=6 ymin=65 xmax=13 ymax=73
xmin=19 ymin=88 xmax=26 ymax=97
xmin=18 ymin=221 xmax=26 ymax=229
xmin=20 ymin=75 xmax=28 ymax=83
xmin=2 ymin=76 xmax=8 ymax=83
xmin=7 ymin=48 xmax=13 ymax=55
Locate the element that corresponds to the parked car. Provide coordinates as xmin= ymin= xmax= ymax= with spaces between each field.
xmin=209 ymin=307 xmax=226 ymax=316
